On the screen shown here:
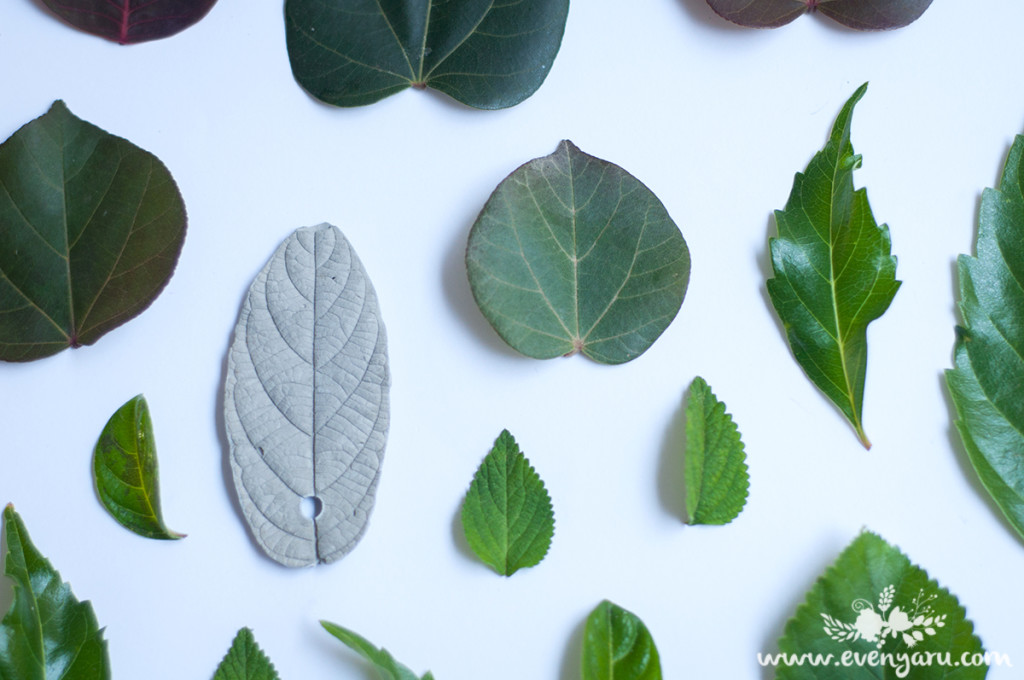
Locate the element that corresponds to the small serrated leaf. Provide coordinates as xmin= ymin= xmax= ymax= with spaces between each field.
xmin=683 ymin=377 xmax=749 ymax=525
xmin=212 ymin=628 xmax=280 ymax=680
xmin=460 ymin=429 xmax=554 ymax=576
xmin=320 ymin=621 xmax=435 ymax=680
xmin=93 ymin=395 xmax=184 ymax=540
xmin=581 ymin=600 xmax=662 ymax=680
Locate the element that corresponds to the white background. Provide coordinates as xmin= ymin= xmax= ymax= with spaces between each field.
xmin=1 ymin=0 xmax=1023 ymax=678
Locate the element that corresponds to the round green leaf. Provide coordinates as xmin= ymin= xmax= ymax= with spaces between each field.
xmin=466 ymin=141 xmax=690 ymax=364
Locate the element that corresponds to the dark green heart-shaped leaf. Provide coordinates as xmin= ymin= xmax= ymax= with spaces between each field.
xmin=767 ymin=84 xmax=900 ymax=448
xmin=284 ymin=0 xmax=569 ymax=109
xmin=39 ymin=0 xmax=217 ymax=44
xmin=93 ymin=395 xmax=184 ymax=540
xmin=460 ymin=429 xmax=554 ymax=576
xmin=776 ymin=532 xmax=985 ymax=679
xmin=684 ymin=377 xmax=749 ymax=526
xmin=320 ymin=621 xmax=435 ymax=680
xmin=0 ymin=505 xmax=110 ymax=680
xmin=0 ymin=101 xmax=187 ymax=362
xmin=212 ymin=628 xmax=280 ymax=680
xmin=707 ymin=0 xmax=932 ymax=30
xmin=582 ymin=600 xmax=661 ymax=680
xmin=946 ymin=134 xmax=1024 ymax=543
xmin=466 ymin=141 xmax=691 ymax=364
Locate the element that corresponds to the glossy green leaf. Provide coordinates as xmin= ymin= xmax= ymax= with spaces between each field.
xmin=285 ymin=0 xmax=569 ymax=109
xmin=93 ymin=395 xmax=183 ymax=540
xmin=460 ymin=429 xmax=554 ymax=576
xmin=767 ymin=84 xmax=900 ymax=449
xmin=0 ymin=101 xmax=187 ymax=362
xmin=467 ymin=141 xmax=691 ymax=364
xmin=582 ymin=600 xmax=661 ymax=680
xmin=684 ymin=377 xmax=748 ymax=525
xmin=39 ymin=0 xmax=218 ymax=44
xmin=946 ymin=134 xmax=1024 ymax=542
xmin=776 ymin=532 xmax=985 ymax=679
xmin=212 ymin=628 xmax=280 ymax=680
xmin=707 ymin=0 xmax=932 ymax=30
xmin=320 ymin=621 xmax=435 ymax=680
xmin=0 ymin=505 xmax=110 ymax=680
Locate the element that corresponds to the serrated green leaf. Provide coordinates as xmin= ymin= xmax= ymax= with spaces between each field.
xmin=320 ymin=621 xmax=435 ymax=680
xmin=684 ymin=377 xmax=749 ymax=525
xmin=467 ymin=140 xmax=691 ymax=365
xmin=581 ymin=600 xmax=661 ymax=680
xmin=284 ymin=0 xmax=569 ymax=109
xmin=767 ymin=83 xmax=900 ymax=449
xmin=0 ymin=101 xmax=187 ymax=362
xmin=776 ymin=531 xmax=985 ymax=679
xmin=460 ymin=429 xmax=554 ymax=576
xmin=93 ymin=395 xmax=183 ymax=540
xmin=212 ymin=628 xmax=280 ymax=680
xmin=946 ymin=134 xmax=1024 ymax=542
xmin=0 ymin=505 xmax=110 ymax=680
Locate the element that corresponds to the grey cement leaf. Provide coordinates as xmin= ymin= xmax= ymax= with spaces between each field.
xmin=224 ymin=224 xmax=389 ymax=567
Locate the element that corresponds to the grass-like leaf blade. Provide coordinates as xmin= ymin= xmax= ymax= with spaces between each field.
xmin=706 ymin=0 xmax=932 ymax=30
xmin=212 ymin=628 xmax=280 ymax=680
xmin=285 ymin=0 xmax=569 ymax=109
xmin=0 ymin=505 xmax=110 ymax=680
xmin=581 ymin=600 xmax=661 ymax=680
xmin=776 ymin=531 xmax=985 ymax=679
xmin=767 ymin=83 xmax=900 ymax=449
xmin=946 ymin=134 xmax=1024 ymax=542
xmin=93 ymin=395 xmax=184 ymax=540
xmin=467 ymin=140 xmax=691 ymax=364
xmin=684 ymin=377 xmax=749 ymax=525
xmin=39 ymin=0 xmax=217 ymax=44
xmin=320 ymin=621 xmax=435 ymax=680
xmin=0 ymin=101 xmax=187 ymax=362
xmin=460 ymin=429 xmax=554 ymax=576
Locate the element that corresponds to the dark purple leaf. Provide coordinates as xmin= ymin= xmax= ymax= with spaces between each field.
xmin=706 ymin=0 xmax=806 ymax=28
xmin=818 ymin=0 xmax=933 ymax=30
xmin=40 ymin=0 xmax=217 ymax=44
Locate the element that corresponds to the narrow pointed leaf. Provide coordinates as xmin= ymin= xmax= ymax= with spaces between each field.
xmin=320 ymin=621 xmax=435 ymax=680
xmin=212 ymin=628 xmax=280 ymax=680
xmin=684 ymin=377 xmax=749 ymax=525
xmin=946 ymin=134 xmax=1024 ymax=541
xmin=39 ymin=0 xmax=217 ymax=44
xmin=285 ymin=0 xmax=569 ymax=109
xmin=776 ymin=532 xmax=985 ymax=679
xmin=93 ymin=395 xmax=184 ymax=540
xmin=224 ymin=223 xmax=390 ymax=567
xmin=467 ymin=141 xmax=691 ymax=364
xmin=581 ymin=600 xmax=661 ymax=680
xmin=0 ymin=101 xmax=187 ymax=362
xmin=460 ymin=429 xmax=554 ymax=576
xmin=0 ymin=505 xmax=110 ymax=680
xmin=767 ymin=84 xmax=900 ymax=448
xmin=706 ymin=0 xmax=932 ymax=30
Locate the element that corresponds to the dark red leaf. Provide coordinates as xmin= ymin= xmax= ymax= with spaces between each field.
xmin=706 ymin=0 xmax=807 ymax=28
xmin=40 ymin=0 xmax=217 ymax=44
xmin=818 ymin=0 xmax=933 ymax=30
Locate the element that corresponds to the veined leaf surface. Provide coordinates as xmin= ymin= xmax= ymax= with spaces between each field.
xmin=321 ymin=621 xmax=435 ymax=680
xmin=285 ymin=0 xmax=569 ymax=109
xmin=581 ymin=600 xmax=661 ymax=680
xmin=212 ymin=628 xmax=280 ymax=680
xmin=0 ymin=505 xmax=110 ymax=680
xmin=707 ymin=0 xmax=932 ymax=30
xmin=224 ymin=224 xmax=390 ymax=567
xmin=946 ymin=134 xmax=1024 ymax=542
xmin=467 ymin=141 xmax=690 ymax=364
xmin=0 ymin=101 xmax=186 ymax=362
xmin=40 ymin=0 xmax=217 ymax=44
xmin=684 ymin=377 xmax=749 ymax=525
xmin=767 ymin=84 xmax=900 ymax=448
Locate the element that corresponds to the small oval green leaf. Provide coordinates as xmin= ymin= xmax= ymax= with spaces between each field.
xmin=212 ymin=628 xmax=280 ymax=680
xmin=93 ymin=395 xmax=184 ymax=540
xmin=582 ymin=600 xmax=662 ymax=680
xmin=467 ymin=141 xmax=691 ymax=364
xmin=460 ymin=429 xmax=554 ymax=576
xmin=320 ymin=621 xmax=435 ymax=680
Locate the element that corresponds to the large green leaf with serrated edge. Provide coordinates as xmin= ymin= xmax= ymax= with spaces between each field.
xmin=320 ymin=621 xmax=435 ymax=680
xmin=0 ymin=505 xmax=110 ymax=680
xmin=460 ymin=429 xmax=554 ymax=576
xmin=467 ymin=140 xmax=691 ymax=364
xmin=684 ymin=377 xmax=748 ymax=526
xmin=582 ymin=600 xmax=661 ymax=680
xmin=93 ymin=395 xmax=184 ymax=540
xmin=946 ymin=134 xmax=1024 ymax=543
xmin=0 ymin=101 xmax=186 ymax=362
xmin=767 ymin=83 xmax=900 ymax=449
xmin=776 ymin=532 xmax=985 ymax=679
xmin=706 ymin=0 xmax=932 ymax=30
xmin=212 ymin=628 xmax=280 ymax=680
xmin=284 ymin=0 xmax=569 ymax=110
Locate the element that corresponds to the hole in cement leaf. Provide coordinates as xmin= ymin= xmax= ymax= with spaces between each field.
xmin=300 ymin=496 xmax=323 ymax=520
